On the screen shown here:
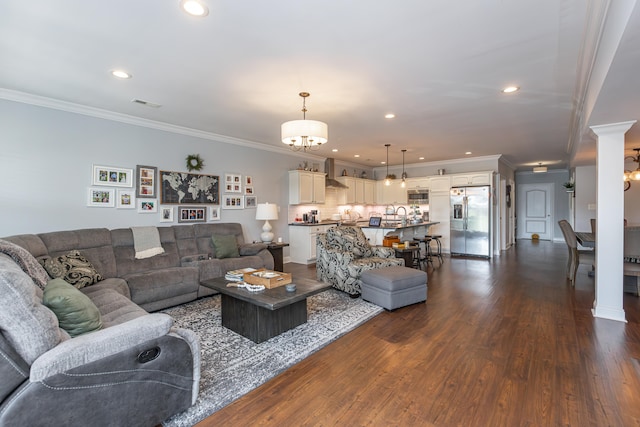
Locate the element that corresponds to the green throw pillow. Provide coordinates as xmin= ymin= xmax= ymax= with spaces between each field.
xmin=43 ymin=278 xmax=102 ymax=337
xmin=211 ymin=234 xmax=239 ymax=259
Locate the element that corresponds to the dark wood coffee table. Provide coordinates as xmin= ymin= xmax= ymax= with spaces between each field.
xmin=201 ymin=277 xmax=332 ymax=343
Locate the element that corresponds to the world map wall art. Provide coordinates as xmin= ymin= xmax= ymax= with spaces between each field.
xmin=160 ymin=170 xmax=219 ymax=204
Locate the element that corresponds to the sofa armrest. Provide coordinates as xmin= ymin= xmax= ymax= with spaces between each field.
xmin=371 ymin=246 xmax=395 ymax=258
xmin=30 ymin=313 xmax=173 ymax=381
xmin=239 ymin=243 xmax=267 ymax=256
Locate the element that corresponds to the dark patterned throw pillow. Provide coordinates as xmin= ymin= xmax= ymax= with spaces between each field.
xmin=40 ymin=250 xmax=103 ymax=289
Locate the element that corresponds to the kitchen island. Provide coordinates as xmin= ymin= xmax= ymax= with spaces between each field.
xmin=359 ymin=221 xmax=440 ymax=246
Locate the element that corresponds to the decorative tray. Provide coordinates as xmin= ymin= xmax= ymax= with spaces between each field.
xmin=243 ymin=269 xmax=292 ymax=288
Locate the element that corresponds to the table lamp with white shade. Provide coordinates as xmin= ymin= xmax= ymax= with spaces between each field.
xmin=256 ymin=203 xmax=278 ymax=243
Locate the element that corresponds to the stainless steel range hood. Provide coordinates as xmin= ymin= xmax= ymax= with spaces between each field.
xmin=324 ymin=158 xmax=349 ymax=189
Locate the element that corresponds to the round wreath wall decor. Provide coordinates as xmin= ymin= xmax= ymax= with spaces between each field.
xmin=185 ymin=154 xmax=204 ymax=172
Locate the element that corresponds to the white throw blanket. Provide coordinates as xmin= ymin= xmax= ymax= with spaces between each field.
xmin=131 ymin=226 xmax=165 ymax=259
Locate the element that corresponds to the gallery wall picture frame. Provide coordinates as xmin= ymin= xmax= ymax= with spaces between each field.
xmin=160 ymin=206 xmax=174 ymax=222
xmin=92 ymin=165 xmax=133 ymax=187
xmin=87 ymin=187 xmax=115 ymax=207
xmin=222 ymin=195 xmax=244 ymax=209
xmin=244 ymin=195 xmax=257 ymax=208
xmin=116 ymin=189 xmax=136 ymax=209
xmin=160 ymin=170 xmax=219 ymax=204
xmin=224 ymin=174 xmax=242 ymax=193
xmin=210 ymin=206 xmax=221 ymax=221
xmin=178 ymin=206 xmax=207 ymax=223
xmin=137 ymin=199 xmax=158 ymax=213
xmin=136 ymin=165 xmax=157 ymax=198
xmin=244 ymin=186 xmax=254 ymax=195
xmin=245 ymin=176 xmax=253 ymax=186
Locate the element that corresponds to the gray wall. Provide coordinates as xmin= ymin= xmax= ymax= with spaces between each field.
xmin=0 ymin=99 xmax=313 ymax=244
xmin=515 ymin=169 xmax=570 ymax=240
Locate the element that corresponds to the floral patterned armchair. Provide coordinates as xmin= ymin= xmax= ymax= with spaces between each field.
xmin=316 ymin=226 xmax=404 ymax=296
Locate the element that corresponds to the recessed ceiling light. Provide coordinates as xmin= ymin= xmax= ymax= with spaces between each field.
xmin=354 ymin=154 xmax=360 ymax=158
xmin=111 ymin=70 xmax=132 ymax=79
xmin=419 ymin=157 xmax=425 ymax=160
xmin=180 ymin=0 xmax=209 ymax=16
xmin=502 ymin=86 xmax=519 ymax=93
xmin=465 ymin=151 xmax=472 ymax=155
xmin=381 ymin=161 xmax=386 ymax=164
xmin=385 ymin=113 xmax=396 ymax=119
xmin=332 ymin=148 xmax=338 ymax=152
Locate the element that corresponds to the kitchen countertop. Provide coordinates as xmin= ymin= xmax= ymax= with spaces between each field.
xmin=359 ymin=221 xmax=439 ymax=230
xmin=288 ymin=220 xmax=439 ymax=230
xmin=289 ymin=221 xmax=340 ymax=226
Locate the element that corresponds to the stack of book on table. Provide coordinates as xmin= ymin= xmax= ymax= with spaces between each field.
xmin=224 ymin=267 xmax=258 ymax=282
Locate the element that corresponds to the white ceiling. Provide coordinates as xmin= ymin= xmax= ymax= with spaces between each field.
xmin=1 ymin=0 xmax=639 ymax=170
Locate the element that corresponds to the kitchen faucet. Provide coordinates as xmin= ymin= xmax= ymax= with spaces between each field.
xmin=396 ymin=206 xmax=407 ymax=226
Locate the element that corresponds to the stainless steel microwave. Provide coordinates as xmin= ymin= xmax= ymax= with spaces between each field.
xmin=407 ymin=189 xmax=429 ymax=204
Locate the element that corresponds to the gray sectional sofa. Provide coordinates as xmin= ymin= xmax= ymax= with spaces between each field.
xmin=0 ymin=222 xmax=274 ymax=426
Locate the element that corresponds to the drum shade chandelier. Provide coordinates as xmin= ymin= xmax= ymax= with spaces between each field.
xmin=282 ymin=92 xmax=328 ymax=152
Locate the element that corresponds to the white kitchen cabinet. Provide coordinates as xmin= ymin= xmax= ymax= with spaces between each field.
xmin=363 ymin=180 xmax=376 ymax=204
xmin=289 ymin=224 xmax=334 ymax=264
xmin=336 ymin=176 xmax=356 ymax=204
xmin=429 ymin=176 xmax=451 ymax=193
xmin=405 ymin=177 xmax=429 ymax=189
xmin=337 ymin=177 xmax=376 ymax=205
xmin=361 ymin=228 xmax=382 ymax=245
xmin=450 ymin=172 xmax=492 ymax=187
xmin=289 ymin=170 xmax=326 ymax=204
xmin=376 ymin=180 xmax=406 ymax=205
xmin=428 ymin=192 xmax=451 ymax=253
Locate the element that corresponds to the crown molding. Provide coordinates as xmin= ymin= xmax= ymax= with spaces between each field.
xmin=372 ymin=154 xmax=503 ymax=174
xmin=0 ymin=88 xmax=324 ymax=162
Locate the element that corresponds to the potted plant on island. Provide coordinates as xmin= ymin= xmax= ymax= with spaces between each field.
xmin=563 ymin=181 xmax=575 ymax=193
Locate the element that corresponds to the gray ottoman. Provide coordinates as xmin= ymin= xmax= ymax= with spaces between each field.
xmin=360 ymin=266 xmax=427 ymax=310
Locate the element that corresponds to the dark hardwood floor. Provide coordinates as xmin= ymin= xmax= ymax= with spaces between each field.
xmin=197 ymin=241 xmax=640 ymax=426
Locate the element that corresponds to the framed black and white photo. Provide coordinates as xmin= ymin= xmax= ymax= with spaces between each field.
xmin=210 ymin=206 xmax=221 ymax=221
xmin=92 ymin=165 xmax=133 ymax=187
xmin=136 ymin=165 xmax=157 ymax=198
xmin=178 ymin=206 xmax=207 ymax=223
xmin=116 ymin=189 xmax=136 ymax=209
xmin=87 ymin=187 xmax=115 ymax=207
xmin=160 ymin=206 xmax=174 ymax=222
xmin=222 ymin=195 xmax=244 ymax=209
xmin=137 ymin=199 xmax=158 ymax=213
xmin=244 ymin=195 xmax=257 ymax=208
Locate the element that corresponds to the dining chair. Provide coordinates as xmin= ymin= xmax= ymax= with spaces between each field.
xmin=558 ymin=219 xmax=595 ymax=286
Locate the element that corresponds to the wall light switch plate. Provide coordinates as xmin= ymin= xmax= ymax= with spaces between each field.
xmin=587 ymin=203 xmax=596 ymax=211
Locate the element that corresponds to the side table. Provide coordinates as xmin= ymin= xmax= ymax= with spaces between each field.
xmin=267 ymin=242 xmax=289 ymax=272
xmin=394 ymin=245 xmax=421 ymax=270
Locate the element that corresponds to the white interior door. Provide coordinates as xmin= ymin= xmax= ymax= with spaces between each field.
xmin=516 ymin=183 xmax=553 ymax=240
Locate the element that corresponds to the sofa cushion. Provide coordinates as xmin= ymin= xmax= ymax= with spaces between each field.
xmin=211 ymin=234 xmax=239 ymax=259
xmin=37 ymin=228 xmax=118 ymax=279
xmin=0 ymin=254 xmax=64 ymax=364
xmin=43 ymin=278 xmax=103 ymax=337
xmin=0 ymin=238 xmax=50 ymax=290
xmin=41 ymin=250 xmax=103 ymax=289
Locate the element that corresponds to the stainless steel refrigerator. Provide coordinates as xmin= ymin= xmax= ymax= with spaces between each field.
xmin=450 ymin=185 xmax=491 ymax=257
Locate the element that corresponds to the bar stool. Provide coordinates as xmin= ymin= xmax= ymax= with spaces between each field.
xmin=413 ymin=237 xmax=434 ymax=269
xmin=425 ymin=234 xmax=444 ymax=265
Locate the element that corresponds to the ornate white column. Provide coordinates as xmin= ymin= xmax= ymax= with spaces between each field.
xmin=590 ymin=120 xmax=636 ymax=322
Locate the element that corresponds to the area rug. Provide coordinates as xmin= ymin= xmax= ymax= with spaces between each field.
xmin=161 ymin=289 xmax=383 ymax=426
